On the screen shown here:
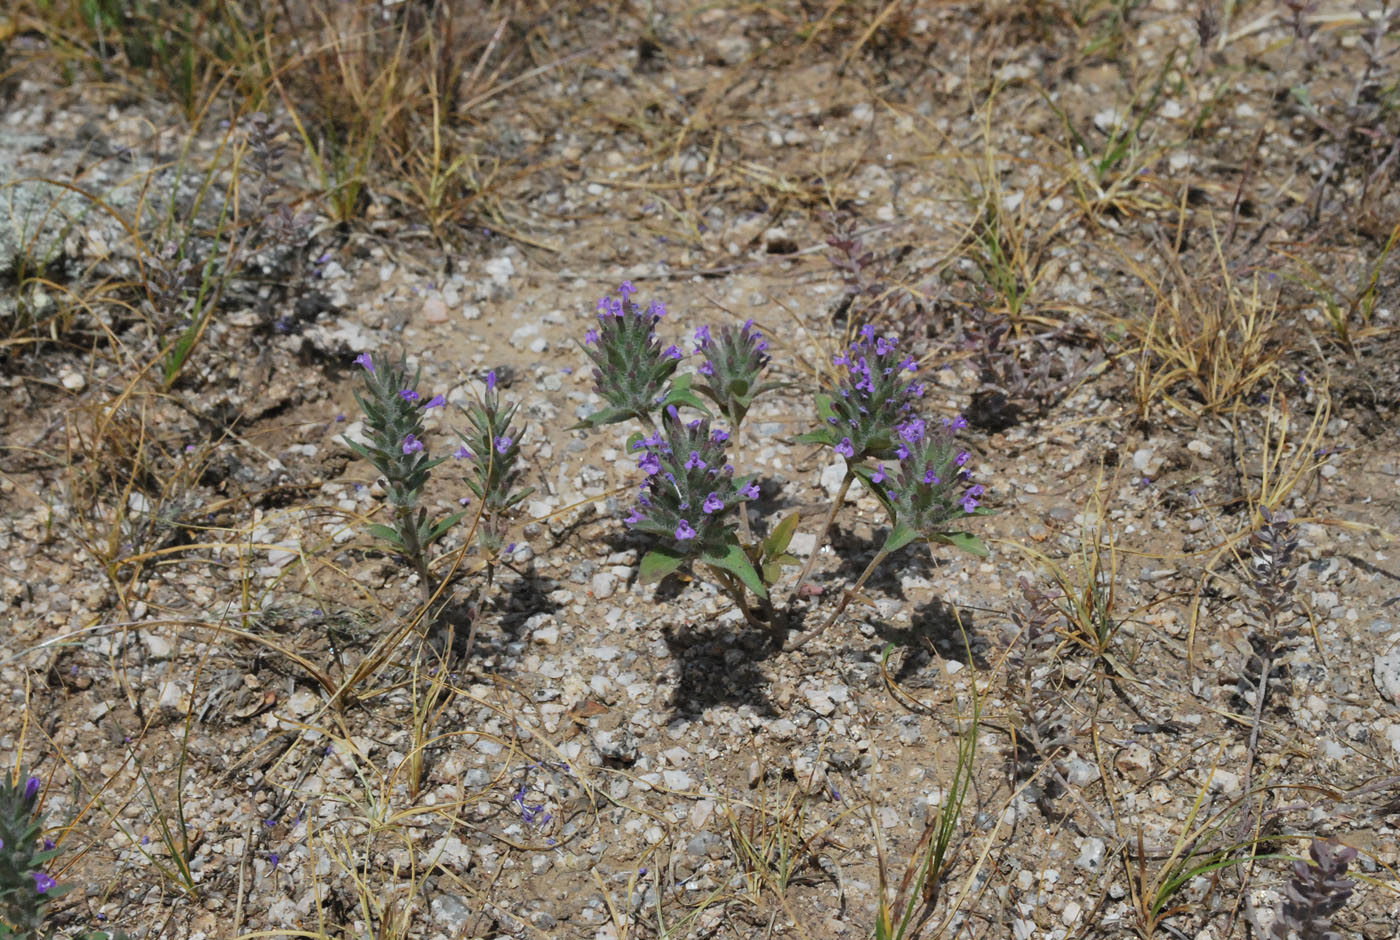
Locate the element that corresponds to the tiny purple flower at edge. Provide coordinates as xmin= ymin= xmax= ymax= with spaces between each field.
xmin=33 ymin=871 xmax=56 ymax=894
xmin=354 ymin=352 xmax=374 ymax=373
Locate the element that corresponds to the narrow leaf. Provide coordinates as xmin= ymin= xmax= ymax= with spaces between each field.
xmin=761 ymin=511 xmax=800 ymax=558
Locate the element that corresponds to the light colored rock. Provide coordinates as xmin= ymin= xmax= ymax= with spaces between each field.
xmin=1374 ymin=642 xmax=1400 ymax=705
xmin=1114 ymin=742 xmax=1152 ymax=781
xmin=591 ymin=571 xmax=617 ymax=599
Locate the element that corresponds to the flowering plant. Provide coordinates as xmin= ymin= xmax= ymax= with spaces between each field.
xmin=692 ymin=319 xmax=780 ymax=428
xmin=0 ymin=774 xmax=66 ymax=937
xmin=574 ymin=282 xmax=707 ymax=429
xmin=783 ymin=329 xmax=989 ymax=649
xmin=624 ymin=408 xmax=798 ymax=624
xmin=455 ymin=370 xmax=532 ymax=557
xmin=343 ymin=352 xmax=462 ymax=603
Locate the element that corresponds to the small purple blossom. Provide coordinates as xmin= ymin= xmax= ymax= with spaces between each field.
xmin=422 ymin=394 xmax=446 ymax=409
xmin=486 ymin=370 xmax=498 ymax=391
xmin=685 ymin=451 xmax=707 ymax=470
xmin=453 ymin=445 xmax=472 ymax=459
xmin=619 ymin=280 xmax=636 ymax=298
xmin=898 ymin=418 xmax=926 ymax=444
xmin=399 ymin=388 xmax=420 ymax=403
xmin=495 ymin=436 xmax=512 ymax=454
xmin=586 ymin=328 xmax=600 ymax=345
xmin=402 ymin=434 xmax=424 ymax=455
xmin=694 ymin=324 xmax=712 ymax=348
xmin=24 ymin=777 xmax=40 ymax=802
xmin=702 ymin=492 xmax=724 ymax=514
xmin=625 ymin=507 xmax=645 ymax=525
xmin=639 ymin=452 xmax=662 ymax=475
xmin=923 ymin=469 xmax=941 ymax=485
xmin=33 ymin=872 xmax=56 ymax=894
xmin=955 ymin=450 xmax=970 ymax=466
xmin=835 ymin=437 xmax=855 ymax=458
xmin=961 ymin=484 xmax=985 ymax=513
xmin=711 ymin=428 xmax=729 ymax=443
xmin=872 ymin=463 xmax=887 ymax=484
xmin=740 ymin=481 xmax=760 ymax=500
xmin=675 ymin=520 xmax=697 ymax=541
xmin=354 ymin=352 xmax=374 ymax=372
xmin=664 ymin=344 xmax=683 ymax=360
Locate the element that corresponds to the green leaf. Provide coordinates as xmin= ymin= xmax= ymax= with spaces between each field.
xmin=814 ymin=392 xmax=836 ymax=421
xmin=701 ymin=542 xmax=767 ymax=599
xmin=568 ymin=406 xmax=634 ymax=430
xmin=639 ymin=549 xmax=687 ymax=584
xmin=931 ymin=531 xmax=990 ymax=557
xmin=792 ymin=428 xmax=837 ymax=446
xmin=625 ymin=431 xmax=647 ymax=452
xmin=881 ymin=522 xmax=921 ymax=555
xmin=366 ymin=523 xmax=403 ymax=547
xmin=760 ymin=511 xmax=800 ymax=559
xmin=661 ymin=385 xmax=712 ymax=415
xmin=425 ymin=511 xmax=466 ymax=542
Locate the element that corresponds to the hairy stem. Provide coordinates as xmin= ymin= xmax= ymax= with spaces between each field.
xmin=786 ymin=547 xmax=890 ymax=652
xmin=789 ymin=467 xmax=853 ymax=606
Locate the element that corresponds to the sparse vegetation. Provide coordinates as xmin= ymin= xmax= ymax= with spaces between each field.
xmin=2 ymin=0 xmax=1398 ymax=938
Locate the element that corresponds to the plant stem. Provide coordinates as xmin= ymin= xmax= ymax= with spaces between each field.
xmin=461 ymin=561 xmax=495 ymax=662
xmin=789 ymin=467 xmax=853 ymax=606
xmin=785 ymin=547 xmax=889 ymax=652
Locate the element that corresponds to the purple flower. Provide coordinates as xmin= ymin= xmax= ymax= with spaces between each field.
xmin=269 ymin=853 xmax=280 ymax=870
xmin=711 ymin=428 xmax=729 ymax=443
xmin=835 ymin=437 xmax=855 ymax=458
xmin=898 ymin=418 xmax=925 ymax=444
xmin=740 ymin=481 xmax=760 ymax=500
xmin=399 ymin=388 xmax=420 ymax=403
xmin=33 ymin=872 xmax=56 ymax=894
xmin=694 ymin=324 xmax=712 ymax=348
xmin=955 ymin=450 xmax=970 ymax=466
xmin=664 ymin=345 xmax=683 ymax=360
xmin=923 ymin=469 xmax=941 ymax=485
xmin=354 ymin=352 xmax=374 ymax=372
xmin=625 ymin=507 xmax=645 ymax=525
xmin=586 ymin=328 xmax=600 ymax=345
xmin=961 ymin=484 xmax=985 ymax=513
xmin=494 ymin=436 xmax=512 ymax=454
xmin=422 ymin=394 xmax=446 ymax=409
xmin=639 ymin=452 xmax=662 ymax=475
xmin=453 ymin=445 xmax=472 ymax=460
xmin=698 ymin=360 xmax=714 ymax=375
xmin=871 ymin=463 xmax=886 ymax=483
xmin=486 ymin=370 xmax=498 ymax=391
xmin=685 ymin=451 xmax=706 ymax=471
xmin=702 ymin=492 xmax=724 ymax=514
xmin=675 ymin=520 xmax=697 ymax=541
xmin=619 ymin=280 xmax=636 ymax=298
xmin=402 ymin=434 xmax=424 ymax=455
xmin=24 ymin=777 xmax=40 ymax=802
xmin=951 ymin=415 xmax=968 ymax=430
